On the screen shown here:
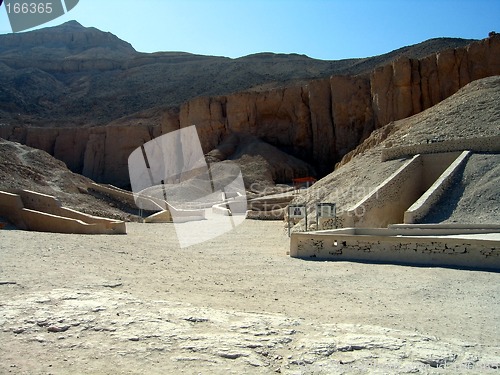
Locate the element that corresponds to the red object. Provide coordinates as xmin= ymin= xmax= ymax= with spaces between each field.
xmin=292 ymin=177 xmax=316 ymax=189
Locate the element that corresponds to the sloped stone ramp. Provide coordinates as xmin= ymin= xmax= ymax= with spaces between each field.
xmin=0 ymin=189 xmax=126 ymax=234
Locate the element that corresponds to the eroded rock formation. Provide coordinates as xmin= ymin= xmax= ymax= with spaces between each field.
xmin=1 ymin=35 xmax=499 ymax=187
xmin=169 ymin=34 xmax=500 ymax=176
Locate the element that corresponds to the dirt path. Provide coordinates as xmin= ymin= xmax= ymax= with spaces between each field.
xmin=1 ymin=221 xmax=499 ymax=374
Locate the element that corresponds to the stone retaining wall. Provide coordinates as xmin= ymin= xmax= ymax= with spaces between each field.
xmin=404 ymin=151 xmax=470 ymax=224
xmin=339 ymin=151 xmax=471 ymax=228
xmin=381 ymin=136 xmax=500 ymax=161
xmin=290 ymin=228 xmax=500 ymax=271
xmin=341 ymin=155 xmax=422 ymax=228
xmin=0 ymin=189 xmax=126 ymax=234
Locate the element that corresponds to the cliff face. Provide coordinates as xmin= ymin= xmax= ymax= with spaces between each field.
xmin=370 ymin=36 xmax=500 ymax=126
xmin=2 ymin=35 xmax=499 ymax=187
xmin=169 ymin=34 xmax=500 ymax=176
xmin=0 ymin=108 xmax=173 ymax=187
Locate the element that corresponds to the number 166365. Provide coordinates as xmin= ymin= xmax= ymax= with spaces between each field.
xmin=6 ymin=2 xmax=53 ymax=14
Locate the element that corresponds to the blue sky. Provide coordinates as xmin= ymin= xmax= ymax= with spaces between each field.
xmin=1 ymin=0 xmax=499 ymax=60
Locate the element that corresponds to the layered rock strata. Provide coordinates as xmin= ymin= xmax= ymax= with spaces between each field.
xmin=1 ymin=35 xmax=498 ymax=187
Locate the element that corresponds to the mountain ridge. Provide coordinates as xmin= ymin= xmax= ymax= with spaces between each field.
xmin=0 ymin=20 xmax=136 ymax=54
xmin=0 ymin=21 xmax=476 ymax=128
xmin=0 ymin=22 xmax=498 ymax=188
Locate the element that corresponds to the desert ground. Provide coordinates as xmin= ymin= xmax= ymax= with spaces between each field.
xmin=1 ymin=24 xmax=499 ymax=375
xmin=0 ymin=77 xmax=499 ymax=374
xmin=0 ymin=220 xmax=499 ymax=374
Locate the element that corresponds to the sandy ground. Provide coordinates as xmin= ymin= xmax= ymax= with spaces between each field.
xmin=0 ymin=220 xmax=499 ymax=374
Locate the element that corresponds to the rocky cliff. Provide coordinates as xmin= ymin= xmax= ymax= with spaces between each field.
xmin=1 ymin=110 xmax=170 ymax=186
xmin=1 ymin=28 xmax=498 ymax=187
xmin=167 ymin=34 xmax=500 ymax=177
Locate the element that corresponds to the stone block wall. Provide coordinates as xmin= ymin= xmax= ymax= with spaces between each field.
xmin=0 ymin=189 xmax=126 ymax=234
xmin=381 ymin=136 xmax=500 ymax=161
xmin=0 ymin=191 xmax=27 ymax=229
xmin=405 ymin=151 xmax=471 ymax=224
xmin=341 ymin=155 xmax=423 ymax=228
xmin=338 ymin=151 xmax=474 ymax=228
xmin=290 ymin=229 xmax=500 ymax=271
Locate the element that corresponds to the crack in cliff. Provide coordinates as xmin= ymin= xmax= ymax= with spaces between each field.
xmin=328 ymin=79 xmax=336 ymax=153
